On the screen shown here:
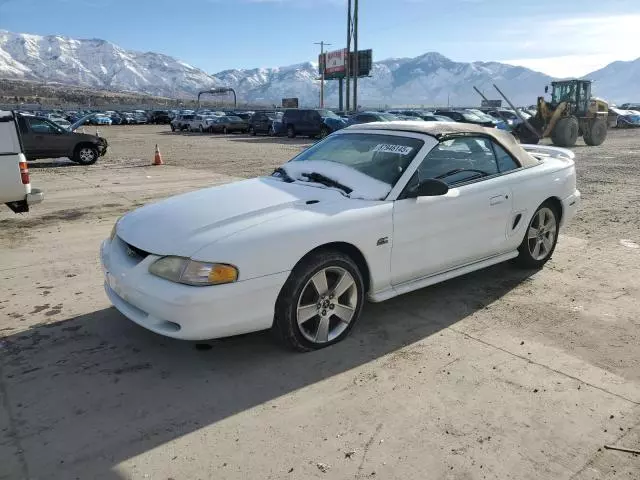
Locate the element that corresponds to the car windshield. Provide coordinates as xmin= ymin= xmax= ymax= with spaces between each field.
xmin=286 ymin=133 xmax=424 ymax=190
xmin=318 ymin=109 xmax=340 ymax=119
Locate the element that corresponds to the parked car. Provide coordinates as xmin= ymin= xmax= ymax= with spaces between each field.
xmin=609 ymin=107 xmax=640 ymax=128
xmin=466 ymin=109 xmax=509 ymax=130
xmin=348 ymin=111 xmax=399 ymax=125
xmin=420 ymin=113 xmax=455 ymax=122
xmin=187 ymin=115 xmax=217 ymax=133
xmin=17 ymin=113 xmax=108 ymax=165
xmin=620 ymin=103 xmax=640 ymax=111
xmin=482 ymin=109 xmax=522 ymax=127
xmin=88 ymin=114 xmax=113 ymax=126
xmin=149 ymin=110 xmax=172 ymax=125
xmin=248 ymin=111 xmax=282 ymax=135
xmin=102 ymin=122 xmax=579 ymax=351
xmin=434 ymin=110 xmax=495 ymax=127
xmin=387 ymin=110 xmax=424 ymax=118
xmin=48 ymin=116 xmax=72 ymax=130
xmin=0 ymin=110 xmax=44 ymax=213
xmin=282 ymin=109 xmax=348 ymax=138
xmin=119 ymin=113 xmax=136 ymax=125
xmin=171 ymin=114 xmax=195 ymax=132
xmin=132 ymin=111 xmax=148 ymax=124
xmin=209 ymin=116 xmax=249 ymax=134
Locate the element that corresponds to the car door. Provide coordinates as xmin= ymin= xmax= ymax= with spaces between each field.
xmin=22 ymin=117 xmax=69 ymax=158
xmin=391 ymin=135 xmax=514 ymax=285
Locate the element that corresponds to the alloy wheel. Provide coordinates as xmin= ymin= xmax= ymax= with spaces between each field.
xmin=79 ymin=148 xmax=96 ymax=163
xmin=296 ymin=266 xmax=358 ymax=344
xmin=527 ymin=207 xmax=557 ymax=261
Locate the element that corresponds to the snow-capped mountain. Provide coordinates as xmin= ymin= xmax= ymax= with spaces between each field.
xmin=584 ymin=57 xmax=640 ymax=103
xmin=0 ymin=30 xmax=221 ymax=97
xmin=0 ymin=29 xmax=636 ymax=106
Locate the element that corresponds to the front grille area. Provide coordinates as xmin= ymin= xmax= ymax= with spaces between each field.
xmin=121 ymin=239 xmax=150 ymax=262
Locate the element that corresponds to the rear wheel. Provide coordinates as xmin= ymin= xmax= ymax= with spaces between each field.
xmin=515 ymin=201 xmax=559 ymax=269
xmin=249 ymin=126 xmax=256 ymax=136
xmin=583 ymin=118 xmax=607 ymax=146
xmin=170 ymin=124 xmax=176 ymax=132
xmin=73 ymin=146 xmax=99 ymax=165
xmin=287 ymin=125 xmax=296 ymax=138
xmin=552 ymin=116 xmax=579 ymax=147
xmin=273 ymin=251 xmax=364 ymax=351
xmin=199 ymin=125 xmax=204 ymax=133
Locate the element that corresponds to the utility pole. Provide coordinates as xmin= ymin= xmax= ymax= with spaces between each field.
xmin=353 ymin=0 xmax=359 ymax=112
xmin=345 ymin=0 xmax=351 ymax=113
xmin=315 ymin=41 xmax=331 ymax=108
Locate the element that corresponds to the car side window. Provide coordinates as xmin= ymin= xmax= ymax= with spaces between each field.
xmin=27 ymin=117 xmax=57 ymax=134
xmin=413 ymin=136 xmax=500 ymax=186
xmin=491 ymin=141 xmax=520 ymax=172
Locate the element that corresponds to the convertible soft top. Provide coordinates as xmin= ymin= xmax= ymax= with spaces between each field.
xmin=346 ymin=120 xmax=540 ymax=168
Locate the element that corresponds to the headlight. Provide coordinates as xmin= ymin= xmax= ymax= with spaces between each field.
xmin=149 ymin=256 xmax=238 ymax=286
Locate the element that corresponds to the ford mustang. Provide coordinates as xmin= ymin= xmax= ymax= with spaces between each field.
xmin=101 ymin=122 xmax=580 ymax=351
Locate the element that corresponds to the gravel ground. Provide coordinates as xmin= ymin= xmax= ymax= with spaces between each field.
xmin=1 ymin=125 xmax=639 ymax=479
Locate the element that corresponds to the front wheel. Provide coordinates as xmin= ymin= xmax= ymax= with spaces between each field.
xmin=273 ymin=251 xmax=365 ymax=351
xmin=268 ymin=126 xmax=274 ymax=136
xmin=171 ymin=124 xmax=176 ymax=132
xmin=73 ymin=146 xmax=99 ymax=165
xmin=515 ymin=201 xmax=559 ymax=269
xmin=287 ymin=125 xmax=296 ymax=138
xmin=199 ymin=125 xmax=204 ymax=133
xmin=249 ymin=126 xmax=256 ymax=136
xmin=319 ymin=126 xmax=330 ymax=138
xmin=583 ymin=118 xmax=607 ymax=146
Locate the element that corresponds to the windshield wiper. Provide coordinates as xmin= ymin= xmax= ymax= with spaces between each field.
xmin=272 ymin=167 xmax=294 ymax=183
xmin=302 ymin=172 xmax=353 ymax=195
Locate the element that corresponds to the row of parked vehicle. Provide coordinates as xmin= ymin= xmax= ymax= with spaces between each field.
xmin=169 ymin=106 xmax=542 ymax=140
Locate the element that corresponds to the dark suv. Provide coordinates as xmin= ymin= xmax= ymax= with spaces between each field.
xmin=17 ymin=114 xmax=108 ymax=165
xmin=281 ymin=109 xmax=347 ymax=138
xmin=148 ymin=110 xmax=172 ymax=124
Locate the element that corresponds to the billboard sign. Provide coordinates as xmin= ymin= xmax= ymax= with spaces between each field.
xmin=324 ymin=49 xmax=347 ymax=74
xmin=319 ymin=49 xmax=373 ymax=80
xmin=282 ymin=98 xmax=299 ymax=108
xmin=481 ymin=99 xmax=502 ymax=108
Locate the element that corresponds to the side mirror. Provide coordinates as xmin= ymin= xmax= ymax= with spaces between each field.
xmin=544 ymin=85 xmax=549 ymax=94
xmin=408 ymin=178 xmax=449 ymax=198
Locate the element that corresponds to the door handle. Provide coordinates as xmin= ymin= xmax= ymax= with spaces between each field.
xmin=490 ymin=194 xmax=508 ymax=206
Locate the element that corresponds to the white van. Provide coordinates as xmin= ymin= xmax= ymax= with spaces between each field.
xmin=0 ymin=110 xmax=44 ymax=213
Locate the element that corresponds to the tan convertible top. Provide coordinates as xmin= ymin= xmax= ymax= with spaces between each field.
xmin=345 ymin=121 xmax=539 ymax=168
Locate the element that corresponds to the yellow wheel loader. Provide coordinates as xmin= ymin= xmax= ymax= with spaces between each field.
xmin=494 ymin=80 xmax=609 ymax=147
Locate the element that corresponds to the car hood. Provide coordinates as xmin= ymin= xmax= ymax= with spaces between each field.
xmin=116 ymin=177 xmax=345 ymax=257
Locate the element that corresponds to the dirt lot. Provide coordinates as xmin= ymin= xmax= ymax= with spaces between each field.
xmin=1 ymin=125 xmax=639 ymax=479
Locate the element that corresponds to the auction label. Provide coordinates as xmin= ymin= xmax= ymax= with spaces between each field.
xmin=373 ymin=144 xmax=414 ymax=155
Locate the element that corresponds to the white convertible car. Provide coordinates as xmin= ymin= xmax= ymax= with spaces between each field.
xmin=101 ymin=122 xmax=580 ymax=351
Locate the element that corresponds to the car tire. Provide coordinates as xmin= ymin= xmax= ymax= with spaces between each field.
xmin=223 ymin=127 xmax=228 ymax=135
xmin=552 ymin=116 xmax=579 ymax=147
xmin=199 ymin=125 xmax=204 ymax=133
xmin=73 ymin=145 xmax=99 ymax=165
xmin=287 ymin=125 xmax=296 ymax=138
xmin=514 ymin=201 xmax=560 ymax=269
xmin=273 ymin=250 xmax=365 ymax=352
xmin=583 ymin=118 xmax=607 ymax=146
xmin=319 ymin=126 xmax=330 ymax=138
xmin=249 ymin=127 xmax=256 ymax=136
xmin=268 ymin=126 xmax=274 ymax=136
xmin=171 ymin=124 xmax=176 ymax=132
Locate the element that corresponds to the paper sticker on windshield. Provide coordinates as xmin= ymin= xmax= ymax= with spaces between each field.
xmin=373 ymin=144 xmax=414 ymax=155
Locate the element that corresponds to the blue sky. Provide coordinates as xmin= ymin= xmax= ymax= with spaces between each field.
xmin=1 ymin=0 xmax=639 ymax=77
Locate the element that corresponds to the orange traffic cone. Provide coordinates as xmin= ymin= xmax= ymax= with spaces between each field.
xmin=153 ymin=144 xmax=164 ymax=166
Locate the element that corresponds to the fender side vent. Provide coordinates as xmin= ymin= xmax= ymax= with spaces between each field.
xmin=512 ymin=214 xmax=522 ymax=230
xmin=306 ymin=200 xmax=319 ymax=205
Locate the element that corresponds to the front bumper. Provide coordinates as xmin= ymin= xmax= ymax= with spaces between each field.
xmin=100 ymin=238 xmax=289 ymax=340
xmin=561 ymin=189 xmax=580 ymax=227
